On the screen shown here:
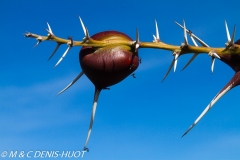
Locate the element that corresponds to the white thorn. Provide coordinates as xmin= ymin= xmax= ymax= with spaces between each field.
xmin=190 ymin=36 xmax=198 ymax=47
xmin=174 ymin=54 xmax=179 ymax=72
xmin=209 ymin=51 xmax=219 ymax=72
xmin=193 ymin=36 xmax=209 ymax=48
xmin=79 ymin=16 xmax=87 ymax=37
xmin=162 ymin=52 xmax=179 ymax=82
xmin=135 ymin=29 xmax=139 ymax=52
xmin=48 ymin=43 xmax=61 ymax=61
xmin=183 ymin=20 xmax=188 ymax=45
xmin=175 ymin=21 xmax=210 ymax=47
xmin=153 ymin=34 xmax=157 ymax=41
xmin=230 ymin=25 xmax=236 ymax=44
xmin=213 ymin=52 xmax=221 ymax=59
xmin=33 ymin=40 xmax=41 ymax=48
xmin=155 ymin=19 xmax=160 ymax=40
xmin=225 ymin=20 xmax=231 ymax=42
xmin=209 ymin=51 xmax=220 ymax=59
xmin=85 ymin=28 xmax=90 ymax=40
xmin=82 ymin=27 xmax=90 ymax=43
xmin=84 ymin=89 xmax=101 ymax=149
xmin=57 ymin=71 xmax=84 ymax=95
xmin=36 ymin=41 xmax=40 ymax=46
xmin=136 ymin=28 xmax=139 ymax=43
xmin=33 ymin=36 xmax=42 ymax=47
xmin=211 ymin=57 xmax=215 ymax=73
xmin=54 ymin=46 xmax=72 ymax=67
xmin=135 ymin=44 xmax=140 ymax=51
xmin=162 ymin=58 xmax=175 ymax=82
xmin=181 ymin=53 xmax=198 ymax=71
xmin=46 ymin=22 xmax=53 ymax=35
xmin=182 ymin=84 xmax=232 ymax=137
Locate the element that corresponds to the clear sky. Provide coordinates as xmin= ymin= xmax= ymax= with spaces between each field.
xmin=1 ymin=0 xmax=240 ymax=159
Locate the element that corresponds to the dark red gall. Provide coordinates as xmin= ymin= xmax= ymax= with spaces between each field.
xmin=79 ymin=31 xmax=139 ymax=89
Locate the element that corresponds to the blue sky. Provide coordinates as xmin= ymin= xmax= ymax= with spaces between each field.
xmin=1 ymin=0 xmax=240 ymax=159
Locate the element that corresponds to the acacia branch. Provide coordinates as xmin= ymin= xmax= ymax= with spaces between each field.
xmin=25 ymin=32 xmax=240 ymax=56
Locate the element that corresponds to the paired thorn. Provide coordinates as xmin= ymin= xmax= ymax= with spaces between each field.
xmin=211 ymin=58 xmax=215 ymax=73
xmin=190 ymin=36 xmax=198 ymax=47
xmin=208 ymin=51 xmax=220 ymax=73
xmin=54 ymin=37 xmax=73 ymax=67
xmin=225 ymin=20 xmax=237 ymax=48
xmin=79 ymin=16 xmax=90 ymax=42
xmin=208 ymin=51 xmax=220 ymax=59
xmin=79 ymin=16 xmax=87 ymax=36
xmin=175 ymin=20 xmax=217 ymax=72
xmin=225 ymin=20 xmax=231 ymax=42
xmin=181 ymin=36 xmax=199 ymax=71
xmin=54 ymin=46 xmax=72 ymax=67
xmin=47 ymin=43 xmax=61 ymax=61
xmin=181 ymin=53 xmax=198 ymax=71
xmin=46 ymin=22 xmax=54 ymax=36
xmin=174 ymin=53 xmax=179 ymax=72
xmin=33 ymin=22 xmax=54 ymax=48
xmin=34 ymin=41 xmax=40 ymax=48
xmin=183 ymin=20 xmax=188 ymax=46
xmin=153 ymin=20 xmax=160 ymax=42
xmin=134 ymin=29 xmax=140 ymax=52
xmin=84 ymin=28 xmax=90 ymax=42
xmin=162 ymin=51 xmax=179 ymax=82
xmin=57 ymin=71 xmax=84 ymax=95
xmin=173 ymin=20 xmax=187 ymax=73
xmin=175 ymin=21 xmax=209 ymax=47
xmin=231 ymin=25 xmax=236 ymax=45
xmin=209 ymin=52 xmax=220 ymax=73
xmin=33 ymin=36 xmax=43 ymax=48
xmin=162 ymin=57 xmax=174 ymax=82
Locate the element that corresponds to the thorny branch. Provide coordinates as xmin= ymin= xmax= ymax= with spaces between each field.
xmin=25 ymin=16 xmax=240 ymax=144
xmin=24 ymin=31 xmax=240 ymax=54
